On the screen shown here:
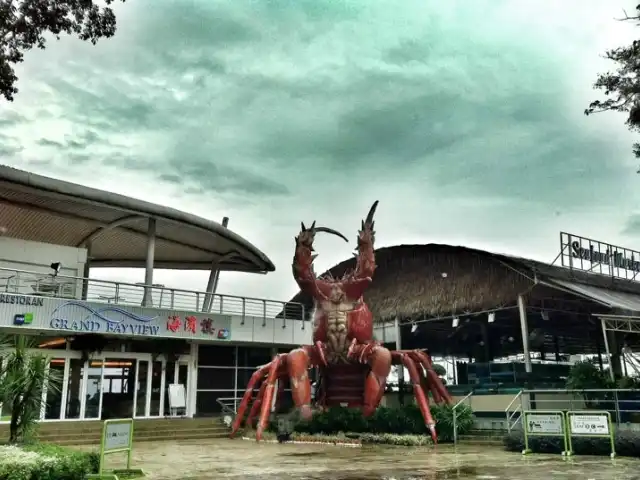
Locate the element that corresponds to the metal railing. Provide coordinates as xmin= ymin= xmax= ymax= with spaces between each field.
xmin=0 ymin=266 xmax=304 ymax=322
xmin=504 ymin=390 xmax=523 ymax=432
xmin=452 ymin=390 xmax=473 ymax=445
xmin=216 ymin=396 xmax=242 ymax=416
xmin=505 ymin=388 xmax=640 ymax=432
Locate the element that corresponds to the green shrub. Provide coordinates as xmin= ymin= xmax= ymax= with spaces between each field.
xmin=272 ymin=403 xmax=475 ymax=443
xmin=0 ymin=443 xmax=99 ymax=480
xmin=503 ymin=429 xmax=640 ymax=457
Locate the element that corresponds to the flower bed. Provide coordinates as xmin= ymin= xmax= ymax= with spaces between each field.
xmin=0 ymin=443 xmax=99 ymax=480
xmin=243 ymin=431 xmax=434 ymax=446
xmin=267 ymin=403 xmax=475 ymax=443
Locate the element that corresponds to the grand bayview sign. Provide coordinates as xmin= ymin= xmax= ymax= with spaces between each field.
xmin=0 ymin=295 xmax=232 ymax=341
xmin=560 ymin=232 xmax=640 ymax=280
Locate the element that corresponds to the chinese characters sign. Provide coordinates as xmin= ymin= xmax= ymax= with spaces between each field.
xmin=166 ymin=315 xmax=230 ymax=339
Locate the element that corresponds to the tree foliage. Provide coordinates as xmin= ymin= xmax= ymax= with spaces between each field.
xmin=586 ymin=5 xmax=640 ymax=158
xmin=0 ymin=0 xmax=125 ymax=101
xmin=0 ymin=335 xmax=61 ymax=443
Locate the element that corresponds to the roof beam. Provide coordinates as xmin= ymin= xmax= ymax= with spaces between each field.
xmin=76 ymin=214 xmax=145 ymax=247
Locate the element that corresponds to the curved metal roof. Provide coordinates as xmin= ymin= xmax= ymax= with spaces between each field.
xmin=0 ymin=165 xmax=275 ymax=272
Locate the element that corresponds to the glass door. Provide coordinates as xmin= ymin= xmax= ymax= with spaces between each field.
xmin=134 ymin=359 xmax=150 ymax=418
xmin=84 ymin=360 xmax=104 ymax=419
xmin=150 ymin=360 xmax=163 ymax=416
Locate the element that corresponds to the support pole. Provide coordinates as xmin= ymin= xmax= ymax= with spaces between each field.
xmin=395 ymin=316 xmax=405 ymax=405
xmin=81 ymin=242 xmax=92 ymax=300
xmin=202 ymin=217 xmax=229 ymax=312
xmin=600 ymin=317 xmax=616 ymax=382
xmin=517 ymin=294 xmax=532 ymax=373
xmin=142 ymin=218 xmax=156 ymax=307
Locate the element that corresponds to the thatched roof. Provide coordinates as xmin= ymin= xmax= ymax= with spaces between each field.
xmin=281 ymin=243 xmax=640 ymax=324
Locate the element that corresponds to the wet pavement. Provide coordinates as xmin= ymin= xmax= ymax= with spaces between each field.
xmin=91 ymin=438 xmax=640 ymax=479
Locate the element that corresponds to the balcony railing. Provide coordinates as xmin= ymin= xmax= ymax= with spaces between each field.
xmin=0 ymin=266 xmax=304 ymax=321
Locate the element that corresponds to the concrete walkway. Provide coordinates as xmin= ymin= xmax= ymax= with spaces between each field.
xmin=82 ymin=438 xmax=640 ymax=479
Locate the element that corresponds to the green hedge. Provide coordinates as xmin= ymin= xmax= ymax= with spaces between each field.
xmin=270 ymin=404 xmax=475 ymax=443
xmin=504 ymin=429 xmax=640 ymax=457
xmin=0 ymin=443 xmax=99 ymax=480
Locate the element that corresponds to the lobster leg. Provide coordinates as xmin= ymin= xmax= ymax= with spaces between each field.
xmin=246 ymin=380 xmax=268 ymax=428
xmin=286 ymin=348 xmax=314 ymax=419
xmin=411 ymin=350 xmax=452 ymax=404
xmin=392 ymin=351 xmax=438 ymax=443
xmin=256 ymin=355 xmax=284 ymax=441
xmin=230 ymin=363 xmax=271 ymax=437
xmin=407 ymin=352 xmax=441 ymax=403
xmin=348 ymin=341 xmax=391 ymax=415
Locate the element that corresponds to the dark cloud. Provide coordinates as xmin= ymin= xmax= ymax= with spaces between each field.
xmin=0 ymin=0 xmax=637 ymax=215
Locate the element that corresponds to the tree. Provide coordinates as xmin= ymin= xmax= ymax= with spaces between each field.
xmin=585 ymin=5 xmax=640 ymax=158
xmin=0 ymin=0 xmax=125 ymax=101
xmin=0 ymin=335 xmax=61 ymax=443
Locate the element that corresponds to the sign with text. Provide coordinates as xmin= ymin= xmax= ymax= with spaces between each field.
xmin=560 ymin=232 xmax=640 ymax=281
xmin=566 ymin=410 xmax=615 ymax=458
xmin=522 ymin=410 xmax=568 ymax=456
xmin=0 ymin=295 xmax=232 ymax=341
xmin=568 ymin=413 xmax=610 ymax=435
xmin=525 ymin=412 xmax=564 ymax=435
xmin=105 ymin=420 xmax=132 ymax=451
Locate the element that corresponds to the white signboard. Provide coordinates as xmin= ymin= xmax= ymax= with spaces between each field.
xmin=525 ymin=413 xmax=564 ymax=434
xmin=569 ymin=414 xmax=609 ymax=435
xmin=104 ymin=421 xmax=132 ymax=451
xmin=168 ymin=383 xmax=186 ymax=409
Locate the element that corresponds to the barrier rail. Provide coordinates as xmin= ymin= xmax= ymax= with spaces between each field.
xmin=0 ymin=266 xmax=304 ymax=321
xmin=452 ymin=391 xmax=473 ymax=445
xmin=504 ymin=388 xmax=640 ymax=431
xmin=216 ymin=396 xmax=242 ymax=416
xmin=505 ymin=390 xmax=523 ymax=432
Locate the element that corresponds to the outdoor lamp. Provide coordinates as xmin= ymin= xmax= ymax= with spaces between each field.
xmin=50 ymin=262 xmax=61 ymax=275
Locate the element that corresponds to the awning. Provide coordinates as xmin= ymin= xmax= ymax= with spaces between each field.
xmin=544 ymin=278 xmax=640 ymax=313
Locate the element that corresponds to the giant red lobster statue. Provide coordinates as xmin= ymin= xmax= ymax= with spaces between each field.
xmin=230 ymin=201 xmax=452 ymax=442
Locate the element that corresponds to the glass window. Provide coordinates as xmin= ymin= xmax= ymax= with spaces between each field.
xmin=85 ymin=360 xmax=103 ymax=419
xmin=150 ymin=361 xmax=162 ymax=416
xmin=195 ymin=390 xmax=235 ymax=416
xmin=197 ymin=368 xmax=235 ymax=390
xmin=135 ymin=360 xmax=149 ymax=417
xmin=237 ymin=347 xmax=272 ymax=368
xmin=198 ymin=345 xmax=236 ymax=367
xmin=44 ymin=358 xmax=65 ymax=420
xmin=65 ymin=359 xmax=84 ymax=419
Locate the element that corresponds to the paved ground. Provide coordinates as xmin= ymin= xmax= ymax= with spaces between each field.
xmin=81 ymin=439 xmax=640 ymax=479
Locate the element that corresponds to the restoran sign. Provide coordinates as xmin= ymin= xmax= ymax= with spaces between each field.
xmin=560 ymin=232 xmax=640 ymax=280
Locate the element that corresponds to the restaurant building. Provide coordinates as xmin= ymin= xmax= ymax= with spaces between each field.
xmin=0 ymin=166 xmax=308 ymax=422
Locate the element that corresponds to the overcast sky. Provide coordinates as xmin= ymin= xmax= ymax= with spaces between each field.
xmin=1 ymin=0 xmax=640 ymax=303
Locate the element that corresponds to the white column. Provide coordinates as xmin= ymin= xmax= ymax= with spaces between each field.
xmin=79 ymin=360 xmax=89 ymax=419
xmin=133 ymin=359 xmax=140 ymax=418
xmin=600 ymin=317 xmax=616 ymax=382
xmin=189 ymin=343 xmax=199 ymax=417
xmin=159 ymin=358 xmax=166 ymax=417
xmin=60 ymin=358 xmax=70 ymax=420
xmin=517 ymin=294 xmax=532 ymax=373
xmin=142 ymin=218 xmax=156 ymax=307
xmin=145 ymin=360 xmax=152 ymax=417
xmin=202 ymin=217 xmax=229 ymax=312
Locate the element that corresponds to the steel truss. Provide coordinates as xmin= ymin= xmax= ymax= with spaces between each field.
xmin=595 ymin=314 xmax=640 ymax=381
